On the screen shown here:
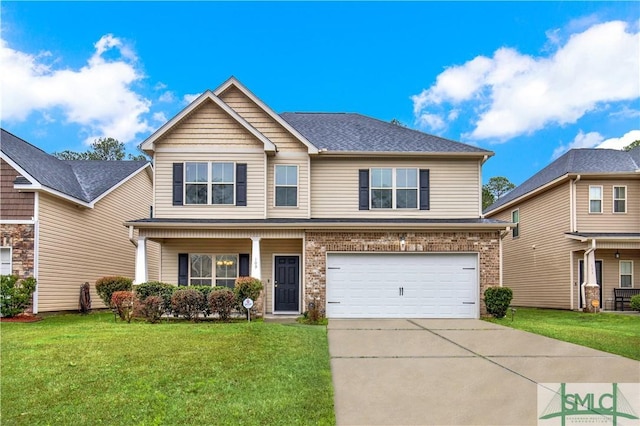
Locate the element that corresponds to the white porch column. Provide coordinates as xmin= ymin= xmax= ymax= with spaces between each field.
xmin=250 ymin=237 xmax=261 ymax=280
xmin=134 ymin=237 xmax=148 ymax=285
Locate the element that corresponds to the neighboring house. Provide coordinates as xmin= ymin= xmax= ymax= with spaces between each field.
xmin=484 ymin=148 xmax=640 ymax=311
xmin=0 ymin=129 xmax=158 ymax=312
xmin=126 ymin=77 xmax=510 ymax=319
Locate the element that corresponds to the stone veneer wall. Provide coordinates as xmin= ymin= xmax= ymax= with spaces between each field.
xmin=1 ymin=224 xmax=35 ymax=279
xmin=304 ymin=231 xmax=501 ymax=316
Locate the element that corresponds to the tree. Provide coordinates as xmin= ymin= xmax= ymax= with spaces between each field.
xmin=623 ymin=140 xmax=640 ymax=151
xmin=482 ymin=176 xmax=516 ymax=210
xmin=53 ymin=137 xmax=148 ymax=161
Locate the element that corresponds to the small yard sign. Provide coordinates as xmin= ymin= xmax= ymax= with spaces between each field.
xmin=243 ymin=298 xmax=254 ymax=322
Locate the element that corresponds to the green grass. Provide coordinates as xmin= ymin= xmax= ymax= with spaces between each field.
xmin=1 ymin=313 xmax=335 ymax=425
xmin=484 ymin=307 xmax=640 ymax=360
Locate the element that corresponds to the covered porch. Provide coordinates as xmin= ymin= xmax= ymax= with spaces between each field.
xmin=128 ymin=225 xmax=305 ymax=316
xmin=567 ymin=232 xmax=640 ymax=311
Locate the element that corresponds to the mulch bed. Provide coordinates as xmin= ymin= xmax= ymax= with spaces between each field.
xmin=0 ymin=313 xmax=42 ymax=323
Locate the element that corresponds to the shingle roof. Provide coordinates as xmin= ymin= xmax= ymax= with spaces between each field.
xmin=1 ymin=129 xmax=149 ymax=203
xmin=280 ymin=112 xmax=491 ymax=154
xmin=485 ymin=147 xmax=640 ymax=213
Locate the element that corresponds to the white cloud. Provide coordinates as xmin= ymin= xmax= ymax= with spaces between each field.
xmin=158 ymin=91 xmax=176 ymax=103
xmin=596 ymin=129 xmax=640 ymax=150
xmin=552 ymin=129 xmax=640 ymax=159
xmin=416 ymin=112 xmax=445 ymax=130
xmin=0 ymin=34 xmax=152 ymax=144
xmin=412 ymin=20 xmax=640 ymax=142
xmin=152 ymin=112 xmax=167 ymax=123
xmin=183 ymin=93 xmax=200 ymax=104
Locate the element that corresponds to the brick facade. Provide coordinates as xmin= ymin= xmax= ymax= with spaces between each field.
xmin=304 ymin=230 xmax=501 ymax=316
xmin=1 ymin=223 xmax=35 ymax=278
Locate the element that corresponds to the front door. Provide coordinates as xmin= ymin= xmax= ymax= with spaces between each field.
xmin=579 ymin=260 xmax=603 ymax=308
xmin=274 ymin=256 xmax=300 ymax=312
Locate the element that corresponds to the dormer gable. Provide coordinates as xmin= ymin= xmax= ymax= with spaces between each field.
xmin=141 ymin=90 xmax=277 ymax=155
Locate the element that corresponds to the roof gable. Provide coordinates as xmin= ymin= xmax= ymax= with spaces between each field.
xmin=140 ymin=90 xmax=277 ymax=153
xmin=214 ymin=77 xmax=318 ymax=154
xmin=1 ymin=129 xmax=150 ymax=207
xmin=484 ymin=148 xmax=640 ymax=214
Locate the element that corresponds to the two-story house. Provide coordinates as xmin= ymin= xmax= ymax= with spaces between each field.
xmin=0 ymin=129 xmax=158 ymax=312
xmin=484 ymin=148 xmax=640 ymax=311
xmin=126 ymin=77 xmax=510 ymax=319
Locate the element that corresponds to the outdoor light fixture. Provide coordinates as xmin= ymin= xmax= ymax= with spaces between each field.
xmin=615 ymin=250 xmax=620 ymax=259
xmin=400 ymin=235 xmax=406 ymax=251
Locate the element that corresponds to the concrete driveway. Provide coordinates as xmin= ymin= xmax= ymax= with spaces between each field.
xmin=328 ymin=319 xmax=640 ymax=425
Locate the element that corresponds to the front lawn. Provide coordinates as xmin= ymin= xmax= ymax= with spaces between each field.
xmin=1 ymin=313 xmax=335 ymax=425
xmin=484 ymin=307 xmax=640 ymax=360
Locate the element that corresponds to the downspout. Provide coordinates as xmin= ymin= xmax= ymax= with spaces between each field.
xmin=570 ymin=175 xmax=581 ymax=232
xmin=581 ymin=238 xmax=596 ymax=309
xmin=499 ymin=228 xmax=511 ymax=287
xmin=479 ymin=156 xmax=488 ymax=217
xmin=32 ymin=192 xmax=40 ymax=314
xmin=128 ymin=225 xmax=138 ymax=247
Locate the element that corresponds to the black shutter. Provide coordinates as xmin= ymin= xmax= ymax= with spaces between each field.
xmin=178 ymin=253 xmax=188 ymax=286
xmin=236 ymin=163 xmax=247 ymax=206
xmin=173 ymin=163 xmax=184 ymax=206
xmin=358 ymin=169 xmax=369 ymax=210
xmin=239 ymin=253 xmax=250 ymax=277
xmin=419 ymin=169 xmax=430 ymax=210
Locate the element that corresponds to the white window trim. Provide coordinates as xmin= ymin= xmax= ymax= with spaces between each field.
xmin=511 ymin=209 xmax=520 ymax=239
xmin=612 ymin=185 xmax=627 ymax=214
xmin=188 ymin=253 xmax=239 ymax=287
xmin=370 ymin=167 xmax=419 ymax=210
xmin=588 ymin=185 xmax=603 ymax=214
xmin=274 ymin=164 xmax=299 ymax=208
xmin=619 ymin=260 xmax=633 ymax=288
xmin=184 ymin=162 xmax=236 ymax=206
xmin=0 ymin=247 xmax=12 ymax=276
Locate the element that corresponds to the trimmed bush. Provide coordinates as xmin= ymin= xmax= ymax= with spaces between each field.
xmin=171 ymin=289 xmax=205 ymax=320
xmin=631 ymin=294 xmax=640 ymax=312
xmin=234 ymin=277 xmax=263 ymax=311
xmin=95 ymin=276 xmax=132 ymax=307
xmin=134 ymin=281 xmax=175 ymax=313
xmin=484 ymin=286 xmax=513 ymax=318
xmin=135 ymin=295 xmax=164 ymax=323
xmin=111 ymin=291 xmax=136 ymax=323
xmin=208 ymin=288 xmax=236 ymax=321
xmin=1 ymin=275 xmax=37 ymax=318
xmin=190 ymin=286 xmax=216 ymax=316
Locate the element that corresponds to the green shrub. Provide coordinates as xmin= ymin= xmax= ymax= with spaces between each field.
xmin=95 ymin=276 xmax=132 ymax=307
xmin=631 ymin=294 xmax=640 ymax=312
xmin=484 ymin=286 xmax=513 ymax=318
xmin=234 ymin=277 xmax=263 ymax=311
xmin=171 ymin=289 xmax=205 ymax=320
xmin=1 ymin=275 xmax=37 ymax=318
xmin=111 ymin=291 xmax=136 ymax=323
xmin=208 ymin=288 xmax=236 ymax=321
xmin=190 ymin=286 xmax=217 ymax=316
xmin=135 ymin=295 xmax=164 ymax=323
xmin=134 ymin=281 xmax=175 ymax=313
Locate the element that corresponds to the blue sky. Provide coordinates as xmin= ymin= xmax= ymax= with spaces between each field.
xmin=1 ymin=2 xmax=638 ymax=185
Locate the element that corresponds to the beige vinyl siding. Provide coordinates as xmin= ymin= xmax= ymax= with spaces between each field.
xmin=310 ymin=157 xmax=481 ymax=218
xmin=160 ymin=238 xmax=302 ymax=314
xmin=575 ymin=179 xmax=640 ymax=232
xmin=219 ymin=87 xmax=308 ymax=153
xmin=154 ymin=151 xmax=265 ymax=219
xmin=1 ymin=159 xmax=34 ymax=220
xmin=37 ymin=170 xmax=158 ymax=312
xmin=158 ymin=100 xmax=264 ymax=147
xmin=493 ymin=183 xmax=574 ymax=309
xmin=267 ymin=155 xmax=310 ymax=218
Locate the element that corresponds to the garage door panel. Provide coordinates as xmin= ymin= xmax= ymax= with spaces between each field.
xmin=326 ymin=253 xmax=478 ymax=319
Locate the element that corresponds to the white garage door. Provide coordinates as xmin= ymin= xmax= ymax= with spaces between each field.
xmin=326 ymin=253 xmax=478 ymax=319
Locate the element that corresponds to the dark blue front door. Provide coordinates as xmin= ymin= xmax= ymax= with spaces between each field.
xmin=275 ymin=256 xmax=299 ymax=311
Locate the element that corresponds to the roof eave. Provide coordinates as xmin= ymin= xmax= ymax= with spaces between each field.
xmin=316 ymin=150 xmax=494 ymax=158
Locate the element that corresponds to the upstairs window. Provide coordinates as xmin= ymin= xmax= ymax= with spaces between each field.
xmin=589 ymin=186 xmax=602 ymax=213
xmin=511 ymin=209 xmax=520 ymax=238
xmin=619 ymin=260 xmax=633 ymax=288
xmin=185 ymin=162 xmax=208 ymax=204
xmin=275 ymin=165 xmax=298 ymax=207
xmin=212 ymin=163 xmax=235 ymax=205
xmin=613 ymin=186 xmax=626 ymax=213
xmin=370 ymin=168 xmax=418 ymax=209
